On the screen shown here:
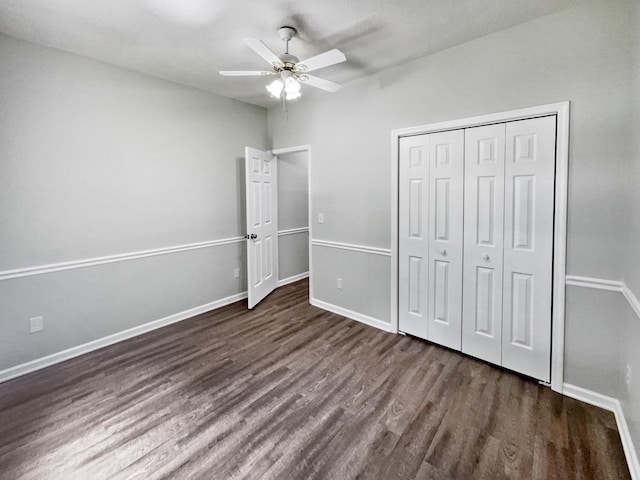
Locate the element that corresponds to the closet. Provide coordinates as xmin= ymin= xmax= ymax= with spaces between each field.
xmin=398 ymin=115 xmax=556 ymax=382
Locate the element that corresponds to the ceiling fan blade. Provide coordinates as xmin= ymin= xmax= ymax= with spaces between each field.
xmin=219 ymin=70 xmax=274 ymax=76
xmin=297 ymin=49 xmax=346 ymax=73
xmin=301 ymin=74 xmax=342 ymax=93
xmin=243 ymin=38 xmax=283 ymax=67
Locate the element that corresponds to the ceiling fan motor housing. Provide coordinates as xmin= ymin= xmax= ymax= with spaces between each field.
xmin=278 ymin=53 xmax=299 ymax=67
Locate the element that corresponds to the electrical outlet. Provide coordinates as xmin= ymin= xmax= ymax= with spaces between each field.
xmin=336 ymin=277 xmax=343 ymax=290
xmin=318 ymin=213 xmax=325 ymax=224
xmin=234 ymin=267 xmax=240 ymax=279
xmin=29 ymin=316 xmax=44 ymax=333
xmin=626 ymin=364 xmax=632 ymax=387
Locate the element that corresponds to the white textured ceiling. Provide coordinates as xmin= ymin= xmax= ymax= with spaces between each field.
xmin=0 ymin=0 xmax=585 ymax=108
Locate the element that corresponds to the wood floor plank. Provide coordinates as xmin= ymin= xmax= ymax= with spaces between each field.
xmin=0 ymin=279 xmax=631 ymax=480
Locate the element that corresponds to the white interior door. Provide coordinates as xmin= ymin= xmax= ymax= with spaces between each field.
xmin=461 ymin=123 xmax=506 ymax=365
xmin=501 ymin=116 xmax=556 ymax=381
xmin=245 ymin=146 xmax=279 ymax=309
xmin=398 ymin=135 xmax=429 ymax=338
xmin=427 ymin=130 xmax=464 ymax=350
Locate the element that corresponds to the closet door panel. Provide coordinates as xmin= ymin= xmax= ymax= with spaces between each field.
xmin=502 ymin=116 xmax=556 ymax=381
xmin=398 ymin=135 xmax=430 ymax=338
xmin=462 ymin=123 xmax=506 ymax=366
xmin=427 ymin=129 xmax=464 ymax=350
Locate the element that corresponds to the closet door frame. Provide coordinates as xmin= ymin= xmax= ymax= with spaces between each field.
xmin=390 ymin=101 xmax=570 ymax=393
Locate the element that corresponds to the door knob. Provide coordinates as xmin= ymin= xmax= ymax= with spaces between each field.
xmin=483 ymin=254 xmax=490 ymax=261
xmin=244 ymin=234 xmax=258 ymax=240
xmin=440 ymin=249 xmax=447 ymax=256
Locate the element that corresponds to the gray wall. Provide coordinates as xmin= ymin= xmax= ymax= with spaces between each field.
xmin=268 ymin=0 xmax=639 ymax=446
xmin=620 ymin=0 xmax=640 ymax=456
xmin=621 ymin=296 xmax=640 ymax=465
xmin=626 ymin=0 xmax=640 ymax=297
xmin=277 ymin=151 xmax=309 ymax=280
xmin=564 ymin=287 xmax=626 ymax=397
xmin=0 ymin=34 xmax=268 ymax=371
xmin=269 ymin=0 xmax=635 ymax=319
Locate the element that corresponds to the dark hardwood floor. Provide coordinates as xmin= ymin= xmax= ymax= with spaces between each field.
xmin=0 ymin=279 xmax=631 ymax=479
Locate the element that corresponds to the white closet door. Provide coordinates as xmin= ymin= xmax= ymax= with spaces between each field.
xmin=462 ymin=123 xmax=506 ymax=365
xmin=501 ymin=116 xmax=556 ymax=381
xmin=398 ymin=135 xmax=430 ymax=338
xmin=427 ymin=129 xmax=464 ymax=350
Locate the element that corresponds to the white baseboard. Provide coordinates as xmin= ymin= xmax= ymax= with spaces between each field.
xmin=277 ymin=272 xmax=309 ymax=287
xmin=310 ymin=298 xmax=393 ymax=333
xmin=0 ymin=291 xmax=248 ymax=384
xmin=563 ymin=383 xmax=640 ymax=480
xmin=563 ymin=382 xmax=620 ymax=412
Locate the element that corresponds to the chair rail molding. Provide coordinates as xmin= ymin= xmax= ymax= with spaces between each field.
xmin=311 ymin=239 xmax=392 ymax=257
xmin=0 ymin=236 xmax=245 ymax=281
xmin=277 ymin=227 xmax=309 ymax=237
xmin=565 ymin=275 xmax=640 ymax=320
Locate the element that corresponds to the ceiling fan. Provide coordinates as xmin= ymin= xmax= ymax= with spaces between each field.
xmin=219 ymin=26 xmax=346 ymax=101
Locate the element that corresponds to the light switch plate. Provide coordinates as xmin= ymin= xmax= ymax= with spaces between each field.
xmin=30 ymin=316 xmax=44 ymax=333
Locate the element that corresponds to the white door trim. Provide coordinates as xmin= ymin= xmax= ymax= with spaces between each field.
xmin=390 ymin=101 xmax=570 ymax=393
xmin=271 ymin=144 xmax=313 ymax=300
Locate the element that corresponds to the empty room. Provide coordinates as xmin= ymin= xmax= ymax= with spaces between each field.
xmin=1 ymin=0 xmax=639 ymax=478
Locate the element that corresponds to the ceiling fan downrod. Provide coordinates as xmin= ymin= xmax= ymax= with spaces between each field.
xmin=278 ymin=26 xmax=297 ymax=55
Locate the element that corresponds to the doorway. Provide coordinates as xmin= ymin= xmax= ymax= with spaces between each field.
xmin=275 ymin=148 xmax=310 ymax=288
xmin=244 ymin=145 xmax=311 ymax=308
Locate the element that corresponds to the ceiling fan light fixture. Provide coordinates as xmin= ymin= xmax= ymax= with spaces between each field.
xmin=285 ymin=90 xmax=301 ymax=101
xmin=267 ymin=71 xmax=301 ymax=100
xmin=284 ymin=75 xmax=301 ymax=96
xmin=266 ymin=78 xmax=284 ymax=98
